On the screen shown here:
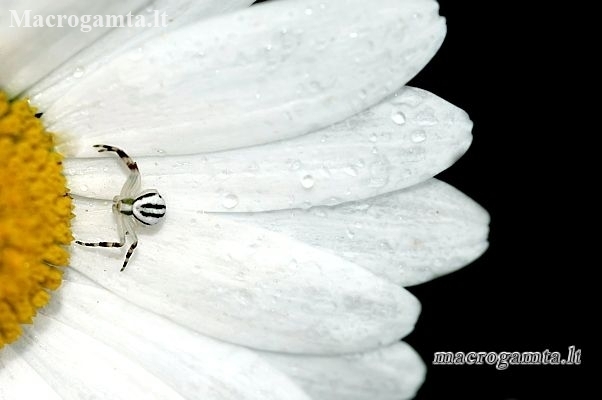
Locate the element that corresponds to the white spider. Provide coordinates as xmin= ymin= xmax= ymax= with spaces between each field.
xmin=75 ymin=144 xmax=166 ymax=271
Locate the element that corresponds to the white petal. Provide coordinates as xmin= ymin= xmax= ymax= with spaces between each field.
xmin=39 ymin=278 xmax=311 ymax=400
xmin=262 ymin=342 xmax=425 ymax=400
xmin=0 ymin=347 xmax=62 ymax=400
xmin=11 ymin=316 xmax=187 ymax=399
xmin=226 ymin=179 xmax=490 ymax=286
xmin=27 ymin=0 xmax=255 ymax=108
xmin=46 ymin=0 xmax=446 ymax=157
xmin=70 ymin=204 xmax=421 ymax=354
xmin=64 ymin=87 xmax=471 ymax=211
xmin=0 ymin=0 xmax=149 ymax=96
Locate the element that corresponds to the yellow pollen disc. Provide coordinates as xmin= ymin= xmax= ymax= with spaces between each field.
xmin=0 ymin=91 xmax=73 ymax=348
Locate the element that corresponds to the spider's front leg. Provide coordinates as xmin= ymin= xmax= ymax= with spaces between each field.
xmin=93 ymin=144 xmax=141 ymax=197
xmin=93 ymin=144 xmax=138 ymax=171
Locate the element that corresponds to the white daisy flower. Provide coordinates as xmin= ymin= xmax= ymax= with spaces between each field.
xmin=0 ymin=0 xmax=489 ymax=399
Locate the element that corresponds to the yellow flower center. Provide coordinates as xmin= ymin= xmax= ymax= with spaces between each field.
xmin=0 ymin=91 xmax=73 ymax=348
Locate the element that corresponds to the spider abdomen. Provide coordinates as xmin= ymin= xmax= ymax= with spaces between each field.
xmin=132 ymin=190 xmax=166 ymax=225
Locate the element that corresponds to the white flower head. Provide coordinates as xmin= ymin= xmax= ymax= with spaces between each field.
xmin=0 ymin=0 xmax=489 ymax=399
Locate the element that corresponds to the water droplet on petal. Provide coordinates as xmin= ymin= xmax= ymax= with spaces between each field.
xmin=301 ymin=175 xmax=315 ymax=189
xmin=379 ymin=241 xmax=394 ymax=252
xmin=73 ymin=67 xmax=85 ymax=78
xmin=343 ymin=166 xmax=358 ymax=177
xmin=311 ymin=207 xmax=327 ymax=218
xmin=346 ymin=229 xmax=355 ymax=239
xmin=391 ymin=110 xmax=406 ymax=125
xmin=80 ymin=184 xmax=88 ymax=192
xmin=415 ymin=107 xmax=439 ymax=126
xmin=129 ymin=48 xmax=144 ymax=61
xmin=222 ymin=193 xmax=239 ymax=209
xmin=289 ymin=159 xmax=301 ymax=171
xmin=369 ymin=158 xmax=390 ymax=188
xmin=411 ymin=130 xmax=427 ymax=143
xmin=301 ymin=201 xmax=312 ymax=209
xmin=305 ymin=8 xmax=313 ymax=15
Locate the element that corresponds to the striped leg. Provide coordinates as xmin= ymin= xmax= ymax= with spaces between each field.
xmin=120 ymin=218 xmax=138 ymax=272
xmin=75 ymin=213 xmax=126 ymax=248
xmin=74 ymin=239 xmax=124 ymax=248
xmin=93 ymin=144 xmax=141 ymax=197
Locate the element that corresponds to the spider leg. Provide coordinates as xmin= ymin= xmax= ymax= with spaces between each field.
xmin=74 ymin=239 xmax=125 ymax=247
xmin=120 ymin=217 xmax=138 ymax=272
xmin=93 ymin=144 xmax=141 ymax=197
xmin=75 ymin=211 xmax=126 ymax=248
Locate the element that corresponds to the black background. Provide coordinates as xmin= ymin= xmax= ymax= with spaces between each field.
xmin=404 ymin=1 xmax=586 ymax=398
xmin=252 ymin=1 xmax=586 ymax=398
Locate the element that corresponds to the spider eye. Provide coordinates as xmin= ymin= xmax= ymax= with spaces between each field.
xmin=132 ymin=190 xmax=166 ymax=225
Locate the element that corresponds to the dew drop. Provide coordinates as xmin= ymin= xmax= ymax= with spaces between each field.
xmin=305 ymin=8 xmax=313 ymax=15
xmin=415 ymin=107 xmax=439 ymax=126
xmin=222 ymin=193 xmax=239 ymax=209
xmin=73 ymin=67 xmax=85 ymax=78
xmin=349 ymin=32 xmax=358 ymax=39
xmin=301 ymin=175 xmax=315 ymax=189
xmin=312 ymin=208 xmax=327 ymax=218
xmin=346 ymin=229 xmax=355 ymax=239
xmin=391 ymin=110 xmax=406 ymax=125
xmin=80 ymin=184 xmax=89 ymax=192
xmin=326 ymin=197 xmax=341 ymax=206
xmin=369 ymin=158 xmax=390 ymax=188
xmin=379 ymin=241 xmax=394 ymax=251
xmin=289 ymin=159 xmax=301 ymax=171
xmin=343 ymin=166 xmax=358 ymax=177
xmin=411 ymin=130 xmax=427 ymax=143
xmin=129 ymin=48 xmax=144 ymax=61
